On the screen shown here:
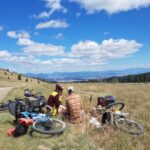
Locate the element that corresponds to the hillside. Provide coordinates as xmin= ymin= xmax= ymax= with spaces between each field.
xmin=0 ymin=68 xmax=43 ymax=88
xmin=0 ymin=69 xmax=150 ymax=150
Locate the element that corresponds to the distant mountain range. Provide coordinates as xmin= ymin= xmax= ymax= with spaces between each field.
xmin=25 ymin=68 xmax=150 ymax=82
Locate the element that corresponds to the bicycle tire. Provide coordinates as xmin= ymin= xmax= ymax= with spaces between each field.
xmin=0 ymin=102 xmax=9 ymax=111
xmin=32 ymin=118 xmax=66 ymax=135
xmin=114 ymin=118 xmax=144 ymax=135
xmin=105 ymin=102 xmax=124 ymax=110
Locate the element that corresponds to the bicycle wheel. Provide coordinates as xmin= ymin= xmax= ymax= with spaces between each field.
xmin=32 ymin=118 xmax=66 ymax=135
xmin=114 ymin=118 xmax=144 ymax=135
xmin=105 ymin=102 xmax=124 ymax=111
xmin=0 ymin=102 xmax=9 ymax=111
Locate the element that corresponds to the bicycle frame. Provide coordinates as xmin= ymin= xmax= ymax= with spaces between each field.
xmin=20 ymin=111 xmax=52 ymax=124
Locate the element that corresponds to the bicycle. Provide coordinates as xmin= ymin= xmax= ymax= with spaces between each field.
xmin=96 ymin=102 xmax=144 ymax=135
xmin=18 ymin=111 xmax=66 ymax=135
xmin=0 ymin=89 xmax=46 ymax=112
xmin=0 ymin=102 xmax=9 ymax=111
xmin=0 ymin=95 xmax=46 ymax=114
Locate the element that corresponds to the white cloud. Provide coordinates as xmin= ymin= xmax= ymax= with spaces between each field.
xmin=0 ymin=50 xmax=42 ymax=68
xmin=70 ymin=0 xmax=150 ymax=14
xmin=7 ymin=31 xmax=16 ymax=38
xmin=0 ymin=50 xmax=11 ymax=58
xmin=0 ymin=37 xmax=143 ymax=73
xmin=0 ymin=26 xmax=3 ymax=31
xmin=70 ymin=39 xmax=142 ymax=59
xmin=35 ymin=20 xmax=69 ymax=29
xmin=36 ymin=11 xmax=50 ymax=19
xmin=23 ymin=42 xmax=65 ymax=56
xmin=7 ymin=29 xmax=66 ymax=57
xmin=35 ymin=0 xmax=67 ymax=19
xmin=55 ymin=33 xmax=64 ymax=39
xmin=34 ymin=38 xmax=143 ymax=72
xmin=34 ymin=32 xmax=39 ymax=36
xmin=7 ymin=30 xmax=30 ymax=39
xmin=17 ymin=38 xmax=35 ymax=46
xmin=104 ymin=32 xmax=109 ymax=36
xmin=76 ymin=12 xmax=81 ymax=17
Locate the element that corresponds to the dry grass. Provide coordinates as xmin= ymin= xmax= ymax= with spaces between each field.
xmin=0 ymin=69 xmax=40 ymax=88
xmin=0 ymin=70 xmax=150 ymax=150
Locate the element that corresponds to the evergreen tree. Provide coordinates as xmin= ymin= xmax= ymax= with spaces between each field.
xmin=143 ymin=74 xmax=149 ymax=82
xmin=111 ymin=77 xmax=119 ymax=83
xmin=139 ymin=74 xmax=144 ymax=82
xmin=18 ymin=74 xmax=22 ymax=80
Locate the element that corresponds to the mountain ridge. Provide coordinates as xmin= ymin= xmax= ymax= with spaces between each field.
xmin=25 ymin=68 xmax=150 ymax=82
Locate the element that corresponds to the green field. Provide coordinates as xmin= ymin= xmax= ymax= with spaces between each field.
xmin=0 ymin=69 xmax=150 ymax=150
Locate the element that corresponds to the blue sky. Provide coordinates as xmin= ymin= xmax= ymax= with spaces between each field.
xmin=0 ymin=0 xmax=150 ymax=73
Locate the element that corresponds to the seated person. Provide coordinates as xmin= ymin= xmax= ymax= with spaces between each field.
xmin=47 ymin=83 xmax=63 ymax=116
xmin=65 ymin=86 xmax=84 ymax=124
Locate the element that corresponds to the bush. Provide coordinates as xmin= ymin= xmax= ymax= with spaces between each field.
xmin=37 ymin=80 xmax=40 ymax=84
xmin=26 ymin=78 xmax=28 ymax=82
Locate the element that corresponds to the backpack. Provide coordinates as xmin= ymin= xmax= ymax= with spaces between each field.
xmin=13 ymin=124 xmax=28 ymax=137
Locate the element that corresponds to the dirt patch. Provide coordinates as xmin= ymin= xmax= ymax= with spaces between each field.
xmin=0 ymin=87 xmax=14 ymax=101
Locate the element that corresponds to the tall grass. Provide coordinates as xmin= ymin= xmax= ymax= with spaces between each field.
xmin=0 ymin=82 xmax=150 ymax=150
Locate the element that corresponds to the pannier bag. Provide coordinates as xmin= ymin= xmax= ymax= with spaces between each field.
xmin=101 ymin=112 xmax=111 ymax=124
xmin=26 ymin=96 xmax=46 ymax=108
xmin=9 ymin=100 xmax=26 ymax=116
xmin=24 ymin=89 xmax=32 ymax=97
xmin=13 ymin=124 xmax=28 ymax=137
xmin=97 ymin=96 xmax=115 ymax=107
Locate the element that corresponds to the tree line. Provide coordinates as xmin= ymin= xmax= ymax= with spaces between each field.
xmin=83 ymin=72 xmax=150 ymax=83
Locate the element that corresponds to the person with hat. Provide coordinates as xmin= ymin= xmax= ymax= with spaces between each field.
xmin=47 ymin=83 xmax=63 ymax=116
xmin=65 ymin=86 xmax=84 ymax=124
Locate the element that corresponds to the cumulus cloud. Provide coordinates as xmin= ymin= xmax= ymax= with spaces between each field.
xmin=70 ymin=39 xmax=142 ymax=59
xmin=16 ymin=37 xmax=65 ymax=56
xmin=1 ymin=37 xmax=143 ymax=72
xmin=35 ymin=20 xmax=69 ymax=29
xmin=23 ymin=42 xmax=65 ymax=56
xmin=34 ymin=0 xmax=67 ymax=19
xmin=0 ymin=50 xmax=41 ymax=67
xmin=6 ymin=29 xmax=66 ymax=57
xmin=0 ymin=50 xmax=11 ymax=58
xmin=70 ymin=0 xmax=150 ymax=14
xmin=17 ymin=38 xmax=35 ymax=46
xmin=7 ymin=30 xmax=30 ymax=39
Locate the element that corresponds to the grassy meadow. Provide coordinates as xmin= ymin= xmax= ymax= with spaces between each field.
xmin=0 ymin=69 xmax=150 ymax=150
